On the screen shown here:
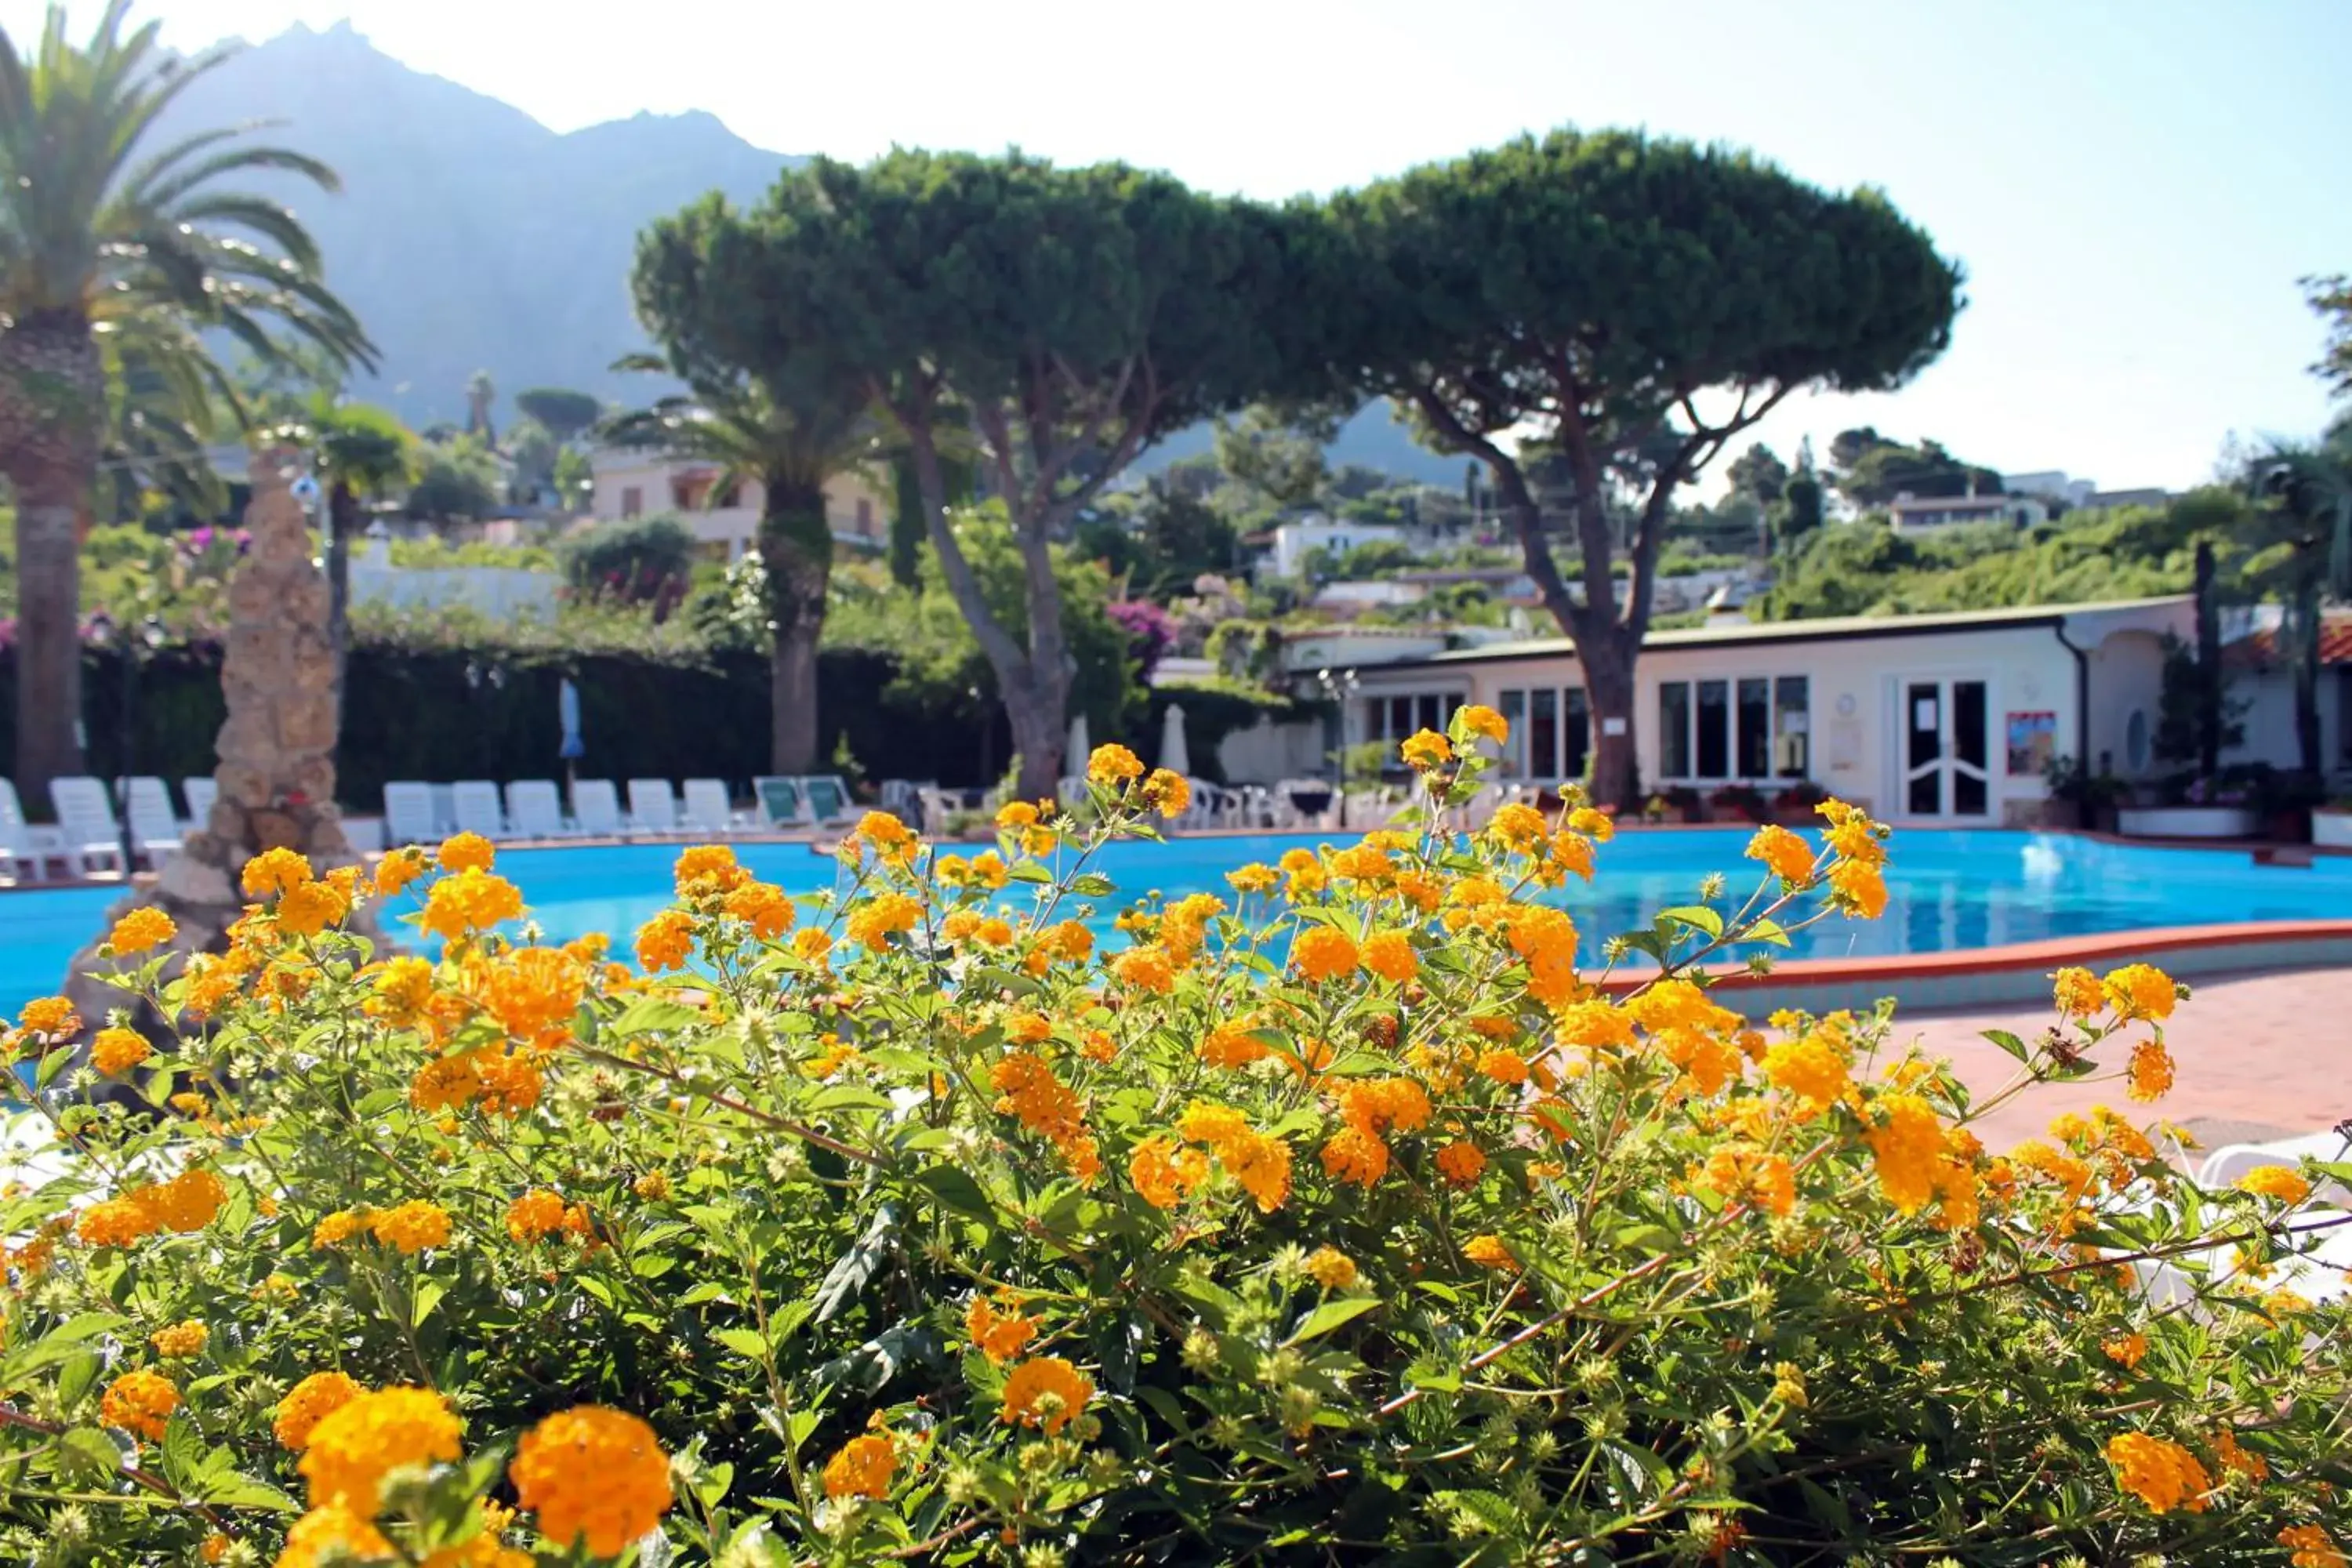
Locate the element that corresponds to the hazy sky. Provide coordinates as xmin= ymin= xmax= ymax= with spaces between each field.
xmin=15 ymin=0 xmax=2352 ymax=491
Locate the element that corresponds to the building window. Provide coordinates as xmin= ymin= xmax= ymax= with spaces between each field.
xmin=1498 ymin=690 xmax=1527 ymax=777
xmin=1530 ymin=690 xmax=1559 ymax=781
xmin=620 ymin=486 xmax=643 ymax=519
xmin=1659 ymin=682 xmax=1691 ymax=778
xmin=1774 ymin=677 xmax=1810 ymax=777
xmin=1737 ymin=677 xmax=1770 ymax=779
xmin=1695 ymin=680 xmax=1730 ymax=779
xmin=855 ymin=496 xmax=873 ymax=530
xmin=1563 ymin=688 xmax=1591 ymax=780
xmin=2124 ymin=708 xmax=2151 ymax=773
xmin=1359 ymin=693 xmax=1460 ymax=757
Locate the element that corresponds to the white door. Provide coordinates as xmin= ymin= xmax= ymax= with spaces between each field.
xmin=1898 ymin=676 xmax=1992 ymax=821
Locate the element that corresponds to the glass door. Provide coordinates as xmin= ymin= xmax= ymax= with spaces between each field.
xmin=1901 ymin=677 xmax=1991 ymax=820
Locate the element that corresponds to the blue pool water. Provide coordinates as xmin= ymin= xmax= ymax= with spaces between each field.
xmin=5 ymin=830 xmax=2350 ymax=1014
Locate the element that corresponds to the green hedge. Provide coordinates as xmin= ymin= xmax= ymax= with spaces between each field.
xmin=0 ymin=643 xmax=1025 ymax=810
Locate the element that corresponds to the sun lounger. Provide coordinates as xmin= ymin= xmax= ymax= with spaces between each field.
xmin=680 ymin=778 xmax=738 ymax=836
xmin=627 ymin=779 xmax=684 ymax=837
xmin=49 ymin=777 xmax=134 ymax=877
xmin=504 ymin=780 xmax=575 ymax=840
xmin=571 ymin=779 xmax=625 ymax=838
xmin=450 ymin=780 xmax=510 ymax=841
xmin=753 ymin=775 xmax=811 ymax=830
xmin=797 ymin=775 xmax=854 ymax=829
xmin=180 ymin=776 xmax=217 ymax=836
xmin=382 ymin=782 xmax=438 ymax=847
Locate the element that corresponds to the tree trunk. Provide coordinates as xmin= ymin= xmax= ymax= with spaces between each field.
xmin=327 ymin=479 xmax=357 ymax=731
xmin=2193 ymin=539 xmax=2220 ymax=777
xmin=899 ymin=420 xmax=1064 ymax=802
xmin=11 ymin=475 xmax=88 ymax=807
xmin=1580 ymin=629 xmax=1640 ymax=808
xmin=760 ymin=478 xmax=834 ymax=776
xmin=0 ymin=310 xmax=105 ymax=807
xmin=2294 ymin=576 xmax=2323 ymax=777
xmin=1006 ymin=666 xmax=1067 ymax=805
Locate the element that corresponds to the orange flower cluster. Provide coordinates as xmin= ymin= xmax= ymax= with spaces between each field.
xmin=1000 ymin=1356 xmax=1094 ymax=1436
xmin=75 ymin=1168 xmax=227 ymax=1247
xmin=1322 ymin=1076 xmax=1432 ymax=1187
xmin=989 ymin=1051 xmax=1099 ymax=1180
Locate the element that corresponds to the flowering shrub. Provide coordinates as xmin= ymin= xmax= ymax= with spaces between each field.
xmin=2 ymin=709 xmax=2349 ymax=1565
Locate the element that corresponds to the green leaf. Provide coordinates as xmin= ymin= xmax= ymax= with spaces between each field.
xmin=1741 ymin=917 xmax=1793 ymax=948
xmin=412 ymin=1277 xmax=448 ymax=1327
xmin=1285 ymin=1296 xmax=1379 ymax=1345
xmin=200 ymin=1474 xmax=301 ymax=1512
xmin=814 ymin=1203 xmax=899 ymax=1323
xmin=712 ymin=1327 xmax=768 ymax=1359
xmin=1070 ymin=873 xmax=1116 ymax=897
xmin=1981 ymin=1029 xmax=2031 ymax=1062
xmin=1657 ymin=905 xmax=1724 ymax=941
xmin=611 ymin=996 xmax=706 ymax=1037
xmin=58 ymin=1425 xmax=127 ymax=1479
xmin=912 ymin=1165 xmax=993 ymax=1220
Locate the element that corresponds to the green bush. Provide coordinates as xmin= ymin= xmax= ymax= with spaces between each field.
xmin=558 ymin=515 xmax=697 ymax=606
xmin=3 ymin=726 xmax=2346 ymax=1564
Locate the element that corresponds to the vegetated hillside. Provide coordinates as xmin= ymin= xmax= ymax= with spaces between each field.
xmin=160 ymin=21 xmax=798 ymax=426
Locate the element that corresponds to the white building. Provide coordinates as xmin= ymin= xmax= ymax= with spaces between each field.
xmin=1265 ymin=517 xmax=1410 ymax=579
xmin=1887 ymin=492 xmax=2050 ymax=533
xmin=2227 ymin=609 xmax=2352 ymax=778
xmin=2003 ymin=470 xmax=2098 ymax=510
xmin=1312 ymin=579 xmax=1428 ymax=614
xmin=1311 ymin=597 xmax=2193 ymax=826
xmin=588 ymin=450 xmax=892 ymax=561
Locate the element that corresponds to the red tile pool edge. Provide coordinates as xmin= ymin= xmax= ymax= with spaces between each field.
xmin=1590 ymin=920 xmax=2352 ymax=1014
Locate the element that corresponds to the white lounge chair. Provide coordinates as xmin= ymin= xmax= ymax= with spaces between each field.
xmin=680 ymin=778 xmax=738 ymax=836
xmin=1056 ymin=776 xmax=1090 ymax=812
xmin=797 ymin=775 xmax=854 ymax=829
xmin=180 ymin=776 xmax=218 ymax=837
xmin=627 ymin=779 xmax=683 ymax=837
xmin=1 ymin=777 xmax=67 ymax=882
xmin=382 ymin=782 xmax=438 ymax=847
xmin=121 ymin=776 xmax=183 ymax=866
xmin=49 ymin=777 xmax=134 ymax=877
xmin=451 ymin=780 xmax=510 ymax=841
xmin=571 ymin=779 xmax=625 ymax=838
xmin=504 ymin=780 xmax=575 ymax=840
xmin=753 ymin=775 xmax=811 ymax=830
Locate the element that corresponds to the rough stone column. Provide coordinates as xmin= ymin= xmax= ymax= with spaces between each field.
xmin=60 ymin=446 xmax=378 ymax=1028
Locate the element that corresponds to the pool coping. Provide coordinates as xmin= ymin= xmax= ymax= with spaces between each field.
xmin=1588 ymin=920 xmax=2352 ymax=1015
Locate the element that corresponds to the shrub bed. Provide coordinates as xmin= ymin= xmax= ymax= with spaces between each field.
xmin=2 ymin=713 xmax=2347 ymax=1565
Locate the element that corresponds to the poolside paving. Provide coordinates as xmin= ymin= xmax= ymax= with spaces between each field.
xmin=1898 ymin=964 xmax=2352 ymax=1154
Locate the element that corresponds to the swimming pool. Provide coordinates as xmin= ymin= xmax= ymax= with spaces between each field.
xmin=5 ymin=829 xmax=2350 ymax=1015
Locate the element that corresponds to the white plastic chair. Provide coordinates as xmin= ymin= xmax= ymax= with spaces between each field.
xmin=121 ymin=776 xmax=183 ymax=866
xmin=680 ymin=779 xmax=737 ymax=835
xmin=451 ymin=780 xmax=509 ymax=841
xmin=1 ymin=777 xmax=67 ymax=881
xmin=180 ymin=776 xmax=217 ymax=836
xmin=797 ymin=775 xmax=853 ymax=829
xmin=382 ymin=782 xmax=438 ymax=847
xmin=49 ymin=777 xmax=132 ymax=877
xmin=504 ymin=780 xmax=575 ymax=840
xmin=753 ymin=775 xmax=811 ymax=830
xmin=571 ymin=779 xmax=625 ymax=838
xmin=627 ymin=779 xmax=683 ymax=837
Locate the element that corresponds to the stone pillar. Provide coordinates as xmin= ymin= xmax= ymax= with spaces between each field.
xmin=61 ymin=447 xmax=378 ymax=1027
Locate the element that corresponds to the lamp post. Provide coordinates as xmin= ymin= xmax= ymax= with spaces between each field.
xmin=91 ymin=611 xmax=166 ymax=875
xmin=1316 ymin=666 xmax=1361 ymax=829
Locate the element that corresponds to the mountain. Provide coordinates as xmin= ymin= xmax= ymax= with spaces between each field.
xmin=159 ymin=22 xmax=800 ymax=429
xmin=1134 ymin=402 xmax=1469 ymax=491
xmin=158 ymin=25 xmax=1464 ymax=488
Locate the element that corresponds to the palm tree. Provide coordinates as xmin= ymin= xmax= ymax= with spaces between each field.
xmin=466 ymin=369 xmax=495 ymax=445
xmin=303 ymin=398 xmax=414 ymax=702
xmin=2248 ymin=443 xmax=2352 ymax=776
xmin=604 ymin=355 xmax=873 ymax=775
xmin=0 ymin=0 xmax=373 ymax=800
